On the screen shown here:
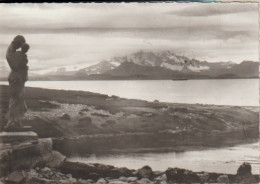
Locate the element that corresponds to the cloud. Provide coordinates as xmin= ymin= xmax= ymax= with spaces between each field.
xmin=169 ymin=3 xmax=258 ymax=17
xmin=0 ymin=2 xmax=258 ymax=73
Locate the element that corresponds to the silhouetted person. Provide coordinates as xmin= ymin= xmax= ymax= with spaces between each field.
xmin=5 ymin=35 xmax=29 ymax=130
xmin=16 ymin=43 xmax=30 ymax=82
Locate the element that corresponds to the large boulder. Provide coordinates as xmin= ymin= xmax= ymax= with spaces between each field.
xmin=237 ymin=162 xmax=252 ymax=175
xmin=60 ymin=161 xmax=98 ymax=180
xmin=96 ymin=178 xmax=108 ymax=184
xmin=197 ymin=173 xmax=209 ymax=183
xmin=137 ymin=165 xmax=153 ymax=179
xmin=46 ymin=151 xmax=66 ymax=168
xmin=117 ymin=167 xmax=133 ymax=177
xmin=5 ymin=170 xmax=25 ymax=184
xmin=60 ymin=161 xmax=134 ymax=180
xmin=0 ymin=138 xmax=53 ymax=177
xmin=165 ymin=167 xmax=200 ymax=183
xmin=137 ymin=178 xmax=153 ymax=184
xmin=126 ymin=177 xmax=138 ymax=182
xmin=217 ymin=174 xmax=229 ymax=183
xmin=236 ymin=162 xmax=256 ymax=184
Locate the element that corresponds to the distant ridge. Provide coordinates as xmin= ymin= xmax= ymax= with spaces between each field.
xmin=0 ymin=50 xmax=258 ymax=80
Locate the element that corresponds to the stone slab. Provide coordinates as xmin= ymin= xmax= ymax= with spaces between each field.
xmin=0 ymin=131 xmax=38 ymax=143
xmin=4 ymin=126 xmax=32 ymax=132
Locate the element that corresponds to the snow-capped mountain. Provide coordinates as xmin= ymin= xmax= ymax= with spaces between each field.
xmin=82 ymin=50 xmax=236 ymax=75
xmin=17 ymin=50 xmax=258 ymax=80
xmin=125 ymin=50 xmax=211 ymax=72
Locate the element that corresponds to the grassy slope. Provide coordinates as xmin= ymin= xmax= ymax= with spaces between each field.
xmin=0 ymin=85 xmax=258 ymax=155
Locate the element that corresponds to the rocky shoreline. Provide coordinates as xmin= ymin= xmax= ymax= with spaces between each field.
xmin=1 ymin=136 xmax=259 ymax=184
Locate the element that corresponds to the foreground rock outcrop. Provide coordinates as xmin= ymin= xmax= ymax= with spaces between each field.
xmin=2 ymin=161 xmax=259 ymax=184
xmin=0 ymin=133 xmax=259 ymax=184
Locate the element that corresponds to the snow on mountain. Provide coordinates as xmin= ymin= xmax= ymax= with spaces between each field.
xmin=31 ymin=50 xmax=244 ymax=77
xmin=82 ymin=60 xmax=118 ymax=75
xmin=78 ymin=50 xmax=237 ymax=75
xmin=160 ymin=63 xmax=183 ymax=71
xmin=104 ymin=50 xmax=213 ymax=72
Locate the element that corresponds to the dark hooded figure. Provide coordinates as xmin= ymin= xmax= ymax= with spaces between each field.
xmin=5 ymin=35 xmax=28 ymax=129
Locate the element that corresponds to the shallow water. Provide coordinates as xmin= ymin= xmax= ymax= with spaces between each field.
xmin=1 ymin=79 xmax=258 ymax=106
xmin=69 ymin=142 xmax=260 ymax=174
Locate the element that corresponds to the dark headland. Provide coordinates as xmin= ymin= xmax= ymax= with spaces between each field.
xmin=0 ymin=84 xmax=259 ymax=184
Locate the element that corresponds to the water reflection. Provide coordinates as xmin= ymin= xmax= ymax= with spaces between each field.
xmin=69 ymin=142 xmax=259 ymax=174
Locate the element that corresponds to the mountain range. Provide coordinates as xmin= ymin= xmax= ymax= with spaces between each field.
xmin=0 ymin=50 xmax=258 ymax=80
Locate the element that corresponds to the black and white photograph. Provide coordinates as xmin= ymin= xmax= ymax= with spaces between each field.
xmin=0 ymin=2 xmax=259 ymax=183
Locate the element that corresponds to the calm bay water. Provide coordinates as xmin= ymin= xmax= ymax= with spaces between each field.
xmin=1 ymin=79 xmax=258 ymax=106
xmin=69 ymin=142 xmax=260 ymax=174
xmin=0 ymin=79 xmax=258 ymax=173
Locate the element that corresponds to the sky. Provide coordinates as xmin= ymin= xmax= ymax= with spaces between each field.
xmin=0 ymin=3 xmax=258 ymax=73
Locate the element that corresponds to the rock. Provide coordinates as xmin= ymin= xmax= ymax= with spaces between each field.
xmin=217 ymin=174 xmax=229 ymax=183
xmin=154 ymin=181 xmax=167 ymax=184
xmin=86 ymin=179 xmax=95 ymax=183
xmin=96 ymin=164 xmax=114 ymax=176
xmin=96 ymin=178 xmax=108 ymax=184
xmin=60 ymin=161 xmax=96 ymax=180
xmin=60 ymin=161 xmax=135 ymax=180
xmin=87 ymin=172 xmax=100 ymax=180
xmin=35 ymin=138 xmax=53 ymax=166
xmin=197 ymin=173 xmax=209 ymax=183
xmin=153 ymin=171 xmax=163 ymax=177
xmin=37 ymin=138 xmax=53 ymax=156
xmin=46 ymin=151 xmax=66 ymax=168
xmin=0 ymin=138 xmax=53 ymax=177
xmin=127 ymin=177 xmax=138 ymax=182
xmin=137 ymin=178 xmax=153 ymax=184
xmin=237 ymin=162 xmax=252 ymax=175
xmin=137 ymin=165 xmax=153 ymax=179
xmin=165 ymin=167 xmax=200 ymax=183
xmin=5 ymin=170 xmax=25 ymax=184
xmin=27 ymin=176 xmax=77 ymax=184
xmin=161 ymin=174 xmax=167 ymax=181
xmin=108 ymin=181 xmax=128 ymax=184
xmin=59 ymin=113 xmax=71 ymax=121
xmin=154 ymin=174 xmax=167 ymax=182
xmin=117 ymin=167 xmax=133 ymax=177
xmin=236 ymin=162 xmax=256 ymax=184
xmin=65 ymin=173 xmax=72 ymax=178
xmin=67 ymin=177 xmax=77 ymax=183
xmin=41 ymin=167 xmax=51 ymax=172
xmin=118 ymin=176 xmax=127 ymax=182
xmin=77 ymin=178 xmax=94 ymax=184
